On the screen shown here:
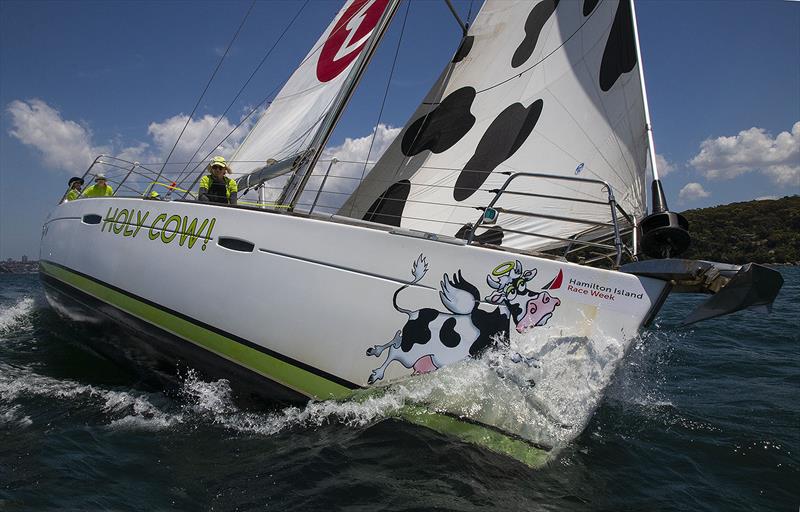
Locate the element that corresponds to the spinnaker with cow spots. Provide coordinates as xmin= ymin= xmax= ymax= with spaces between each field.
xmin=40 ymin=0 xmax=782 ymax=467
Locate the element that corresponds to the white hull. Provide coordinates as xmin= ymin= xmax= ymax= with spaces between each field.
xmin=40 ymin=198 xmax=669 ymax=463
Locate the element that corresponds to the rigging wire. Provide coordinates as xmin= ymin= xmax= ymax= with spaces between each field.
xmin=153 ymin=0 xmax=256 ymax=187
xmin=173 ymin=0 xmax=310 ymax=186
xmin=474 ymin=6 xmax=597 ymax=96
xmin=178 ymin=1 xmax=390 ymax=196
xmin=347 ymin=1 xmax=640 ymax=219
xmin=346 ymin=0 xmax=411 ymax=217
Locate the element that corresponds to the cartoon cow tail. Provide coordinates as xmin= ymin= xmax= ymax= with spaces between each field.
xmin=394 ymin=254 xmax=428 ymax=315
xmin=393 ymin=284 xmax=414 ymax=316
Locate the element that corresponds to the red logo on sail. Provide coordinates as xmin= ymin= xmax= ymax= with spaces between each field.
xmin=316 ymin=0 xmax=389 ymax=83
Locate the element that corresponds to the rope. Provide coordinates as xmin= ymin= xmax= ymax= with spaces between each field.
xmin=154 ymin=0 xmax=256 ymax=185
xmin=474 ymin=4 xmax=599 ymax=96
xmin=347 ymin=0 xmax=411 ymax=216
xmin=173 ymin=0 xmax=310 ymax=186
xmin=178 ymin=1 xmax=393 ymax=197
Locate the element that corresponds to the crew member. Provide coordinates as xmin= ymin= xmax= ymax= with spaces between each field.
xmin=65 ymin=176 xmax=84 ymax=201
xmin=82 ymin=174 xmax=114 ymax=197
xmin=198 ymin=156 xmax=238 ymax=205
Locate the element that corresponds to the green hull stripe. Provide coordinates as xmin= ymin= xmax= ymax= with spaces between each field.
xmin=41 ymin=261 xmax=551 ymax=467
xmin=40 ymin=261 xmax=351 ymax=400
xmin=401 ymin=406 xmax=550 ymax=468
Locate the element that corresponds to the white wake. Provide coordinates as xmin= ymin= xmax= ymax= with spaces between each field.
xmin=0 ymin=297 xmax=35 ymax=332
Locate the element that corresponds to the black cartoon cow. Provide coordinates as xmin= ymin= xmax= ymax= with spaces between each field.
xmin=365 ymin=255 xmax=560 ymax=384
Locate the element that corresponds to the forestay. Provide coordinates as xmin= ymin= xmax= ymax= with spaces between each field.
xmin=339 ymin=0 xmax=650 ymax=251
xmin=231 ymin=0 xmax=393 ymax=188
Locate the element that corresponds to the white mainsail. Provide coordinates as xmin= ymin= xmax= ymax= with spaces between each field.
xmin=231 ymin=0 xmax=395 ymax=190
xmin=339 ymin=0 xmax=650 ymax=251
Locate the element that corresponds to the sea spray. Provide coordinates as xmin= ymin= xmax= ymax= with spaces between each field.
xmin=0 ymin=293 xmax=638 ymax=453
xmin=0 ymin=404 xmax=32 ymax=428
xmin=178 ymin=369 xmax=406 ymax=435
xmin=0 ymin=362 xmax=181 ymax=430
xmin=172 ymin=326 xmax=635 ymax=452
xmin=0 ymin=297 xmax=34 ymax=332
xmin=603 ymin=329 xmax=722 ymax=437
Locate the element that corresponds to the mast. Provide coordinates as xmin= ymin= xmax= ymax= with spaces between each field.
xmin=629 ymin=0 xmax=669 ymax=219
xmin=629 ymin=0 xmax=660 ymax=187
xmin=629 ymin=0 xmax=690 ymax=259
xmin=281 ymin=0 xmax=402 ymax=209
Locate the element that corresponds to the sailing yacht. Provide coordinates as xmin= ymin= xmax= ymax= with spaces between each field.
xmin=39 ymin=0 xmax=782 ymax=466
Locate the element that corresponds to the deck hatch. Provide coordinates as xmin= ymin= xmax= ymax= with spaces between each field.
xmin=82 ymin=214 xmax=102 ymax=225
xmin=217 ymin=237 xmax=255 ymax=252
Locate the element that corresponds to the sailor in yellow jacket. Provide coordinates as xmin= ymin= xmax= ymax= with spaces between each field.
xmin=82 ymin=174 xmax=114 ymax=198
xmin=198 ymin=156 xmax=238 ymax=205
xmin=64 ymin=176 xmax=84 ymax=201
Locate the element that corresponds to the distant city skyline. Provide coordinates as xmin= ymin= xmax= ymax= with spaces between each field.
xmin=1 ymin=0 xmax=798 ymax=259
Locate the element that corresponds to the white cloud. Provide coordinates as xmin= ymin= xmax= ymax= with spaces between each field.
xmin=320 ymin=123 xmax=401 ymax=166
xmin=6 ymin=98 xmax=398 ymax=203
xmin=146 ymin=113 xmax=251 ymax=166
xmin=678 ymin=182 xmax=710 ymax=201
xmin=297 ymin=124 xmax=401 ymax=212
xmin=6 ymin=98 xmax=255 ymax=185
xmin=755 ymin=195 xmax=777 ymax=201
xmin=655 ymin=153 xmax=675 ymax=176
xmin=7 ymin=99 xmax=106 ymax=174
xmin=689 ymin=122 xmax=800 ymax=185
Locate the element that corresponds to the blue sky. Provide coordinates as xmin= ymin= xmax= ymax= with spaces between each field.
xmin=1 ymin=0 xmax=798 ymax=260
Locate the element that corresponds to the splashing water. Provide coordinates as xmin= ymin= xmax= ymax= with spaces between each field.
xmin=168 ymin=325 xmax=633 ymax=453
xmin=0 ymin=291 xmax=636 ymax=455
xmin=350 ymin=328 xmax=629 ymax=449
xmin=0 ymin=362 xmax=182 ymax=430
xmin=3 ymin=271 xmax=798 ymax=510
xmin=178 ymin=369 xmax=406 ymax=436
xmin=0 ymin=297 xmax=35 ymax=332
xmin=0 ymin=404 xmax=33 ymax=428
xmin=172 ymin=325 xmax=635 ymax=452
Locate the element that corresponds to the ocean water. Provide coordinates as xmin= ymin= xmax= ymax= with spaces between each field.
xmin=0 ymin=269 xmax=797 ymax=511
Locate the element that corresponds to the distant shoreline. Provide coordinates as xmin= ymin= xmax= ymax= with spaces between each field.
xmin=0 ymin=260 xmax=39 ymax=274
xmin=680 ymin=195 xmax=800 ymax=265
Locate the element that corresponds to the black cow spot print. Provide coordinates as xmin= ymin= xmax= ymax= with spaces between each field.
xmin=400 ymin=308 xmax=438 ymax=352
xmin=401 ymin=87 xmax=476 ymax=156
xmin=583 ymin=0 xmax=599 ymax=16
xmin=600 ymin=0 xmax=637 ymax=91
xmin=452 ymin=35 xmax=474 ymax=63
xmin=362 ymin=180 xmax=410 ymax=227
xmin=440 ymin=317 xmax=461 ymax=348
xmin=468 ymin=307 xmax=508 ymax=356
xmin=511 ymin=0 xmax=559 ymax=68
xmin=454 ymin=99 xmax=544 ymax=201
